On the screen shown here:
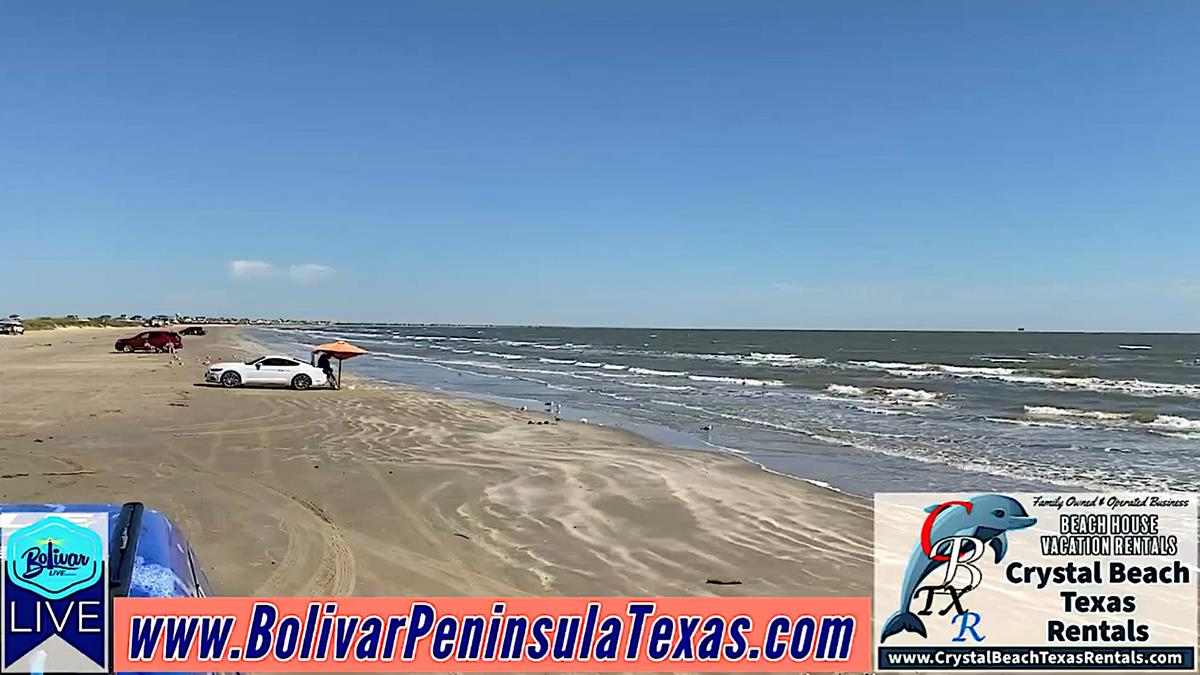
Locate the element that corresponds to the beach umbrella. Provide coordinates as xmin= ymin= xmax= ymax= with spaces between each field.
xmin=311 ymin=340 xmax=368 ymax=390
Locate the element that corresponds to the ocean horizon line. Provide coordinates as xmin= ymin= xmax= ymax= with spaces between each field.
xmin=317 ymin=323 xmax=1200 ymax=336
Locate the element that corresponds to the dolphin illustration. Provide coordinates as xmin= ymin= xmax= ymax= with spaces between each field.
xmin=880 ymin=494 xmax=1036 ymax=643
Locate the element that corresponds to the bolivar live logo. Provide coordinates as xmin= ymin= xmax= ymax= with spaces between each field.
xmin=2 ymin=513 xmax=109 ymax=673
xmin=880 ymin=495 xmax=1037 ymax=645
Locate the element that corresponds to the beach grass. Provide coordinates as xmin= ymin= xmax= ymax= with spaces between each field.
xmin=22 ymin=316 xmax=141 ymax=331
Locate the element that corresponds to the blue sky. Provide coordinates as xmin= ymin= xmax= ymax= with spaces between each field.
xmin=2 ymin=2 xmax=1197 ymax=330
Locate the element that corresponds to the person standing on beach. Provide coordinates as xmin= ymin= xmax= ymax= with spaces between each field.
xmin=166 ymin=338 xmax=182 ymax=365
xmin=317 ymin=351 xmax=335 ymax=387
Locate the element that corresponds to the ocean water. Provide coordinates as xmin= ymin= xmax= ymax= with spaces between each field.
xmin=254 ymin=326 xmax=1200 ymax=497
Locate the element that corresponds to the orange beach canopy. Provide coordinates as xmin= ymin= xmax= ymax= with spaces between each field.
xmin=312 ymin=340 xmax=368 ymax=389
xmin=312 ymin=340 xmax=368 ymax=360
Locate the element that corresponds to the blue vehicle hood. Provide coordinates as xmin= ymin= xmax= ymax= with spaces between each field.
xmin=0 ymin=503 xmax=209 ymax=598
xmin=0 ymin=503 xmax=224 ymax=675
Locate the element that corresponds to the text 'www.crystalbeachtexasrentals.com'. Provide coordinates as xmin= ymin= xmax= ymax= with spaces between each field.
xmin=113 ymin=597 xmax=872 ymax=671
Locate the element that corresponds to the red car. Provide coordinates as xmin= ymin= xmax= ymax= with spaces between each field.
xmin=115 ymin=330 xmax=182 ymax=353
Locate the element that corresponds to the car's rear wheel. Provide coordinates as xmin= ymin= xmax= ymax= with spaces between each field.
xmin=291 ymin=374 xmax=312 ymax=390
xmin=121 ymin=344 xmax=134 ymax=353
xmin=220 ymin=371 xmax=242 ymax=388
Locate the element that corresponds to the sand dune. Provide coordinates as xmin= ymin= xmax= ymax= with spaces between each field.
xmin=0 ymin=327 xmax=870 ymax=597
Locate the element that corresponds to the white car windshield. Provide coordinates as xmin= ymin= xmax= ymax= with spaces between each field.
xmin=243 ymin=357 xmax=263 ymax=365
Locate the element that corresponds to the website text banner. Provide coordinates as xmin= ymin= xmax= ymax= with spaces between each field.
xmin=113 ymin=596 xmax=870 ymax=672
xmin=873 ymin=493 xmax=1197 ymax=672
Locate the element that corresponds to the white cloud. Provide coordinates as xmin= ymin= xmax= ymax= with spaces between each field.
xmin=770 ymin=282 xmax=805 ymax=295
xmin=228 ymin=260 xmax=335 ymax=284
xmin=288 ymin=263 xmax=335 ymax=284
xmin=228 ymin=260 xmax=277 ymax=279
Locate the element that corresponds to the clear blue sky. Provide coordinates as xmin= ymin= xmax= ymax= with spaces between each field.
xmin=3 ymin=2 xmax=1197 ymax=330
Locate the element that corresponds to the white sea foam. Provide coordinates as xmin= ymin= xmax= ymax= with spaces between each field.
xmin=405 ymin=335 xmax=484 ymax=343
xmin=629 ymin=367 xmax=688 ymax=377
xmin=849 ymin=360 xmax=1200 ymax=399
xmin=679 ymin=353 xmax=740 ymax=362
xmin=592 ymin=390 xmax=635 ymax=402
xmin=601 ymin=364 xmax=628 ymax=370
xmin=885 ymin=388 xmax=942 ymax=401
xmin=472 ymin=350 xmax=524 ymax=360
xmin=827 ymin=427 xmax=918 ymax=439
xmin=1118 ymin=344 xmax=1153 ymax=350
xmin=1147 ymin=415 xmax=1200 ymax=431
xmin=662 ymin=351 xmax=825 ymax=368
xmin=538 ymin=357 xmax=574 ymax=364
xmin=1027 ymin=352 xmax=1087 ymax=360
xmin=801 ymin=478 xmax=846 ymax=494
xmin=1149 ymin=430 xmax=1200 ymax=440
xmin=623 ymin=381 xmax=694 ymax=391
xmin=826 ymin=383 xmax=941 ymax=403
xmin=372 ymin=352 xmax=424 ymax=361
xmin=1025 ymin=405 xmax=1126 ymax=421
xmin=574 ymin=361 xmax=603 ymax=368
xmin=853 ymin=406 xmax=912 ymax=416
xmin=987 ymin=417 xmax=1080 ymax=429
xmin=688 ymin=375 xmax=786 ymax=387
xmin=745 ymin=353 xmax=827 ymax=367
xmin=526 ymin=342 xmax=589 ymax=350
xmin=1024 ymin=406 xmax=1200 ymax=431
xmin=648 ymin=399 xmax=689 ymax=408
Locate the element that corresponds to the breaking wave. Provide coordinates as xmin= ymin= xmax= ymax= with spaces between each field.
xmin=1024 ymin=405 xmax=1200 ymax=431
xmin=688 ymin=375 xmax=786 ymax=387
xmin=629 ymin=367 xmax=688 ymax=377
xmin=848 ymin=361 xmax=1200 ymax=399
xmin=623 ymin=381 xmax=694 ymax=391
xmin=825 ymin=383 xmax=943 ymax=404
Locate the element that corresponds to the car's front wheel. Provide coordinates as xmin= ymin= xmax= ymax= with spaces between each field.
xmin=220 ymin=371 xmax=242 ymax=388
xmin=291 ymin=374 xmax=312 ymax=390
xmin=121 ymin=344 xmax=134 ymax=353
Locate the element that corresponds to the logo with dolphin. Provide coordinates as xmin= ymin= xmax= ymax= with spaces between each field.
xmin=880 ymin=494 xmax=1036 ymax=643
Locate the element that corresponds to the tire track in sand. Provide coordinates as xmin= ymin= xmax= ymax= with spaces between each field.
xmin=174 ymin=461 xmax=358 ymax=598
xmin=247 ymin=481 xmax=357 ymax=596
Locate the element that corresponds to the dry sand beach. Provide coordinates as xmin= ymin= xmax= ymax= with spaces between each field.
xmin=0 ymin=326 xmax=871 ymax=598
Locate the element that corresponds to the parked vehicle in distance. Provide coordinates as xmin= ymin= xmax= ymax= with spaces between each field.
xmin=206 ymin=355 xmax=328 ymax=390
xmin=0 ymin=320 xmax=23 ymax=335
xmin=180 ymin=326 xmax=207 ymax=336
xmin=115 ymin=330 xmax=182 ymax=353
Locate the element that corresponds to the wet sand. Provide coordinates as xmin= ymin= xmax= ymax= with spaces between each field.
xmin=0 ymin=327 xmax=871 ymax=597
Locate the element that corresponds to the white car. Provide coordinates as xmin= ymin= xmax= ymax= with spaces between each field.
xmin=205 ymin=355 xmax=329 ymax=390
